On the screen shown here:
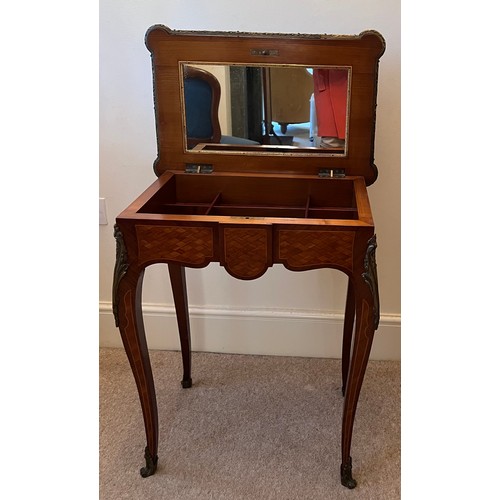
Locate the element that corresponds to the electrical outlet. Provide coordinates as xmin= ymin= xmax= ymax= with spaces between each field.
xmin=99 ymin=198 xmax=108 ymax=225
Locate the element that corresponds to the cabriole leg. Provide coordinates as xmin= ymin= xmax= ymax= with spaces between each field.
xmin=340 ymin=235 xmax=379 ymax=489
xmin=340 ymin=284 xmax=375 ymax=488
xmin=113 ymin=225 xmax=158 ymax=477
xmin=341 ymin=277 xmax=355 ymax=396
xmin=168 ymin=263 xmax=192 ymax=388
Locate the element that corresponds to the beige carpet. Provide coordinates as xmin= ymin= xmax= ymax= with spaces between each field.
xmin=99 ymin=348 xmax=400 ymax=499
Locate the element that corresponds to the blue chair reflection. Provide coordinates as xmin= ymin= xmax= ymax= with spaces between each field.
xmin=183 ymin=66 xmax=260 ymax=149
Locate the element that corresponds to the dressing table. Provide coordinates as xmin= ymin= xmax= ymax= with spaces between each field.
xmin=112 ymin=25 xmax=385 ymax=489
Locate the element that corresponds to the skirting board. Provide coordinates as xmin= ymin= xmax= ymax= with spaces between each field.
xmin=99 ymin=302 xmax=400 ymax=360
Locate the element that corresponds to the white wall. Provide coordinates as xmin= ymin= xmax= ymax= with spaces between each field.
xmin=99 ymin=0 xmax=401 ymax=359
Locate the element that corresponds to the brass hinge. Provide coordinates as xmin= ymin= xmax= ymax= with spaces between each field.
xmin=318 ymin=168 xmax=345 ymax=178
xmin=185 ymin=163 xmax=213 ymax=174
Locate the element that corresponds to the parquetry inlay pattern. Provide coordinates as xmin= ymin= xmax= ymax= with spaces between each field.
xmin=278 ymin=230 xmax=354 ymax=271
xmin=223 ymin=227 xmax=269 ymax=279
xmin=136 ymin=225 xmax=213 ymax=266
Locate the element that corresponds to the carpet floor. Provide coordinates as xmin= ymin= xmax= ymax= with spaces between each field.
xmin=99 ymin=348 xmax=400 ymax=499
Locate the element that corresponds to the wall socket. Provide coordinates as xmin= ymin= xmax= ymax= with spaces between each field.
xmin=99 ymin=198 xmax=108 ymax=225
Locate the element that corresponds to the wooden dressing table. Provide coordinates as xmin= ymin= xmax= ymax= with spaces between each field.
xmin=112 ymin=25 xmax=385 ymax=489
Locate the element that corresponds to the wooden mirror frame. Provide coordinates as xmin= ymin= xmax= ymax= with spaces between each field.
xmin=145 ymin=25 xmax=385 ymax=185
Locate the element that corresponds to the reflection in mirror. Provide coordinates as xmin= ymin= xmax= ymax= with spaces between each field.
xmin=181 ymin=63 xmax=350 ymax=156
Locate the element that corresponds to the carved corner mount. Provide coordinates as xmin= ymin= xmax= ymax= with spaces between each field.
xmin=112 ymin=224 xmax=129 ymax=327
xmin=362 ymin=235 xmax=380 ymax=330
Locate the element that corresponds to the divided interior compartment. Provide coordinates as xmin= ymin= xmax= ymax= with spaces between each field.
xmin=138 ymin=173 xmax=359 ymax=220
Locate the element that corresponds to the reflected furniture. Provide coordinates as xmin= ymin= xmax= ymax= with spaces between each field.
xmin=113 ymin=25 xmax=385 ymax=490
xmin=269 ymin=66 xmax=314 ymax=134
xmin=184 ymin=66 xmax=259 ymax=148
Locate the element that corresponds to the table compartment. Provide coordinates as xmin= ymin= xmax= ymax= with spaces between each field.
xmin=138 ymin=173 xmax=360 ymax=220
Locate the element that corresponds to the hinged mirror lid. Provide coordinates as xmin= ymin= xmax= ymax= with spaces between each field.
xmin=145 ymin=25 xmax=385 ymax=185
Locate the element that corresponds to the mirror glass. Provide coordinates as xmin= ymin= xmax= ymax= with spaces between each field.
xmin=181 ymin=63 xmax=351 ymax=156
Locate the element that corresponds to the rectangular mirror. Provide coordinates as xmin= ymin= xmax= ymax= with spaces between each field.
xmin=181 ymin=63 xmax=351 ymax=157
